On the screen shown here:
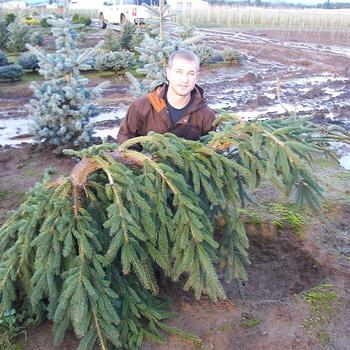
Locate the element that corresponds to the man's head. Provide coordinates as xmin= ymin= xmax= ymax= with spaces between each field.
xmin=166 ymin=49 xmax=200 ymax=99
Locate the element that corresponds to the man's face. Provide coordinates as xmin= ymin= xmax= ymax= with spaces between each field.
xmin=166 ymin=57 xmax=199 ymax=98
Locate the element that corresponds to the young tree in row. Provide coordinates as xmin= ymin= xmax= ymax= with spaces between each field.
xmin=26 ymin=19 xmax=108 ymax=152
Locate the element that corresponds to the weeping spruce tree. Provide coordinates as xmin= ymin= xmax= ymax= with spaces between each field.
xmin=0 ymin=110 xmax=349 ymax=349
xmin=1 ymin=2 xmax=350 ymax=349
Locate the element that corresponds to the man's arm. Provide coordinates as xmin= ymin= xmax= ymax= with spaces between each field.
xmin=116 ymin=102 xmax=142 ymax=144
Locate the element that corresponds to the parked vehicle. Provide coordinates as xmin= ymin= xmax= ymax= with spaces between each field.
xmin=99 ymin=0 xmax=164 ymax=26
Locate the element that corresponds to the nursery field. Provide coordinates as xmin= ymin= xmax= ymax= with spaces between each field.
xmin=0 ymin=25 xmax=350 ymax=350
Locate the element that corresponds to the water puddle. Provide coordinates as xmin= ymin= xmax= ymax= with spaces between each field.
xmin=0 ymin=109 xmax=126 ymax=146
xmin=0 ymin=118 xmax=31 ymax=146
xmin=340 ymin=155 xmax=350 ymax=170
xmin=202 ymin=29 xmax=350 ymax=58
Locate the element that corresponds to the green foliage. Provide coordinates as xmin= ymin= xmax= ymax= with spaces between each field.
xmin=18 ymin=52 xmax=39 ymax=72
xmin=5 ymin=13 xmax=16 ymax=26
xmin=0 ymin=309 xmax=23 ymax=350
xmin=0 ymin=19 xmax=8 ymax=50
xmin=6 ymin=21 xmax=31 ymax=52
xmin=239 ymin=313 xmax=261 ymax=329
xmin=30 ymin=31 xmax=44 ymax=47
xmin=267 ymin=201 xmax=307 ymax=233
xmin=178 ymin=23 xmax=195 ymax=40
xmin=222 ymin=47 xmax=242 ymax=64
xmin=40 ymin=18 xmax=51 ymax=28
xmin=71 ymin=14 xmax=92 ymax=26
xmin=301 ymin=284 xmax=337 ymax=323
xmin=0 ymin=191 xmax=11 ymax=200
xmin=102 ymin=28 xmax=121 ymax=52
xmin=23 ymin=17 xmax=40 ymax=26
xmin=193 ymin=44 xmax=214 ymax=64
xmin=0 ymin=50 xmax=9 ymax=66
xmin=0 ymin=116 xmax=349 ymax=349
xmin=120 ymin=22 xmax=137 ymax=51
xmin=95 ymin=50 xmax=134 ymax=72
xmin=26 ymin=18 xmax=108 ymax=151
xmin=0 ymin=64 xmax=23 ymax=81
xmin=239 ymin=208 xmax=263 ymax=225
xmin=240 ymin=200 xmax=308 ymax=234
xmin=208 ymin=115 xmax=349 ymax=211
xmin=301 ymin=284 xmax=338 ymax=343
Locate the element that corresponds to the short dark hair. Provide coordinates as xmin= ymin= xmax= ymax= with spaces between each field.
xmin=168 ymin=49 xmax=200 ymax=70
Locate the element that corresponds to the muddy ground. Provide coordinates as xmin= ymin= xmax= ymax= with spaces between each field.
xmin=0 ymin=27 xmax=350 ymax=349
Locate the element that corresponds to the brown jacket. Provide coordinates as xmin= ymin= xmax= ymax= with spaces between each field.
xmin=117 ymin=84 xmax=215 ymax=145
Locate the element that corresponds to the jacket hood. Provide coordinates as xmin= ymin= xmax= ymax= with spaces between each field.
xmin=147 ymin=83 xmax=207 ymax=114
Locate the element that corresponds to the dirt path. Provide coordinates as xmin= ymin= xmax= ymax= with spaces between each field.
xmin=0 ymin=28 xmax=350 ymax=350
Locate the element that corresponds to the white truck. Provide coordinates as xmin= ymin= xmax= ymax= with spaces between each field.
xmin=99 ymin=0 xmax=163 ymax=26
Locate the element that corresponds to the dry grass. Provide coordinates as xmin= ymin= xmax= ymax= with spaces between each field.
xmin=175 ymin=6 xmax=350 ymax=32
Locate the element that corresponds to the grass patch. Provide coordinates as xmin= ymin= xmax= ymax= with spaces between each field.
xmin=316 ymin=156 xmax=339 ymax=169
xmin=19 ymin=168 xmax=41 ymax=179
xmin=301 ymin=284 xmax=338 ymax=344
xmin=266 ymin=201 xmax=308 ymax=234
xmin=239 ymin=313 xmax=261 ymax=329
xmin=22 ymin=71 xmax=43 ymax=83
xmin=83 ymin=70 xmax=116 ymax=79
xmin=301 ymin=284 xmax=337 ymax=322
xmin=0 ymin=309 xmax=24 ymax=350
xmin=239 ymin=200 xmax=309 ymax=234
xmin=335 ymin=170 xmax=350 ymax=181
xmin=0 ymin=190 xmax=25 ymax=203
xmin=239 ymin=208 xmax=263 ymax=225
xmin=0 ymin=191 xmax=12 ymax=201
xmin=217 ymin=320 xmax=235 ymax=333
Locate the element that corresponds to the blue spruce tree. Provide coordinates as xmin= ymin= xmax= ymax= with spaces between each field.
xmin=26 ymin=19 xmax=108 ymax=151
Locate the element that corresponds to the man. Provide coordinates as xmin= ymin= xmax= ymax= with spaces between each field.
xmin=117 ymin=49 xmax=215 ymax=145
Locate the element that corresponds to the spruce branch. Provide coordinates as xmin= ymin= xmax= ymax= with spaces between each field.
xmin=93 ymin=311 xmax=107 ymax=350
xmin=1 ymin=115 xmax=349 ymax=349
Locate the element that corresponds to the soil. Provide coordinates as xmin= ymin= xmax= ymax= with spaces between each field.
xmin=1 ymin=27 xmax=350 ymax=350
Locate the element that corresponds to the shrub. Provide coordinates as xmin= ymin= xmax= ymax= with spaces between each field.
xmin=30 ymin=31 xmax=44 ymax=46
xmin=0 ymin=50 xmax=8 ymax=66
xmin=193 ymin=44 xmax=214 ymax=64
xmin=0 ymin=64 xmax=23 ymax=81
xmin=6 ymin=21 xmax=31 ymax=52
xmin=0 ymin=20 xmax=8 ymax=49
xmin=82 ymin=16 xmax=92 ymax=26
xmin=95 ymin=50 xmax=134 ymax=72
xmin=40 ymin=18 xmax=51 ymax=28
xmin=71 ymin=13 xmax=79 ymax=23
xmin=222 ymin=47 xmax=242 ymax=64
xmin=0 ymin=309 xmax=23 ymax=350
xmin=178 ymin=23 xmax=195 ymax=40
xmin=18 ymin=52 xmax=39 ymax=71
xmin=102 ymin=28 xmax=121 ymax=52
xmin=5 ymin=13 xmax=16 ymax=26
xmin=130 ymin=29 xmax=144 ymax=50
xmin=23 ymin=17 xmax=40 ymax=26
xmin=120 ymin=22 xmax=137 ymax=51
xmin=71 ymin=14 xmax=92 ymax=26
